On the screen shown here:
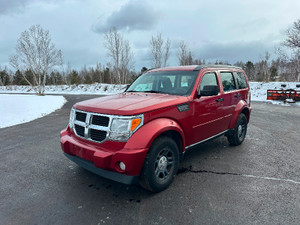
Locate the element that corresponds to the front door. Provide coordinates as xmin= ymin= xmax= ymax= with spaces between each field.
xmin=190 ymin=72 xmax=227 ymax=145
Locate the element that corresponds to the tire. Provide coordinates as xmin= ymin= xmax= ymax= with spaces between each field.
xmin=227 ymin=113 xmax=247 ymax=146
xmin=139 ymin=136 xmax=179 ymax=192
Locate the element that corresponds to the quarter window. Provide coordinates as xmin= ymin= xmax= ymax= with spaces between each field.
xmin=220 ymin=72 xmax=236 ymax=92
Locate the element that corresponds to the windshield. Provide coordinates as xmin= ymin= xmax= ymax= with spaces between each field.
xmin=126 ymin=71 xmax=198 ymax=96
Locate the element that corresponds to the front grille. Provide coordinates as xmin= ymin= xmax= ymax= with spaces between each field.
xmin=73 ymin=110 xmax=110 ymax=143
xmin=75 ymin=124 xmax=84 ymax=137
xmin=76 ymin=111 xmax=86 ymax=122
xmin=90 ymin=129 xmax=107 ymax=142
xmin=92 ymin=115 xmax=109 ymax=126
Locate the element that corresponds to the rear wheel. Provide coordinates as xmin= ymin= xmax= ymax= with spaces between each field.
xmin=139 ymin=136 xmax=179 ymax=192
xmin=227 ymin=113 xmax=247 ymax=146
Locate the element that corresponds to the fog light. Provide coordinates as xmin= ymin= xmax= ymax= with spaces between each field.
xmin=119 ymin=162 xmax=126 ymax=171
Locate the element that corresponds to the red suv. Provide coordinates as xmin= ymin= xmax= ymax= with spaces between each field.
xmin=60 ymin=65 xmax=251 ymax=192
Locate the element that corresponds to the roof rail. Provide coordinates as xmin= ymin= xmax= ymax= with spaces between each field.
xmin=193 ymin=65 xmax=242 ymax=71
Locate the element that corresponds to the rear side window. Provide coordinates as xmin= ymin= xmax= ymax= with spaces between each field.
xmin=220 ymin=72 xmax=236 ymax=92
xmin=200 ymin=72 xmax=219 ymax=92
xmin=235 ymin=72 xmax=247 ymax=89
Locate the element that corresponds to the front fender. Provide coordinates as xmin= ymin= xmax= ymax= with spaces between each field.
xmin=124 ymin=118 xmax=185 ymax=150
xmin=228 ymin=100 xmax=250 ymax=129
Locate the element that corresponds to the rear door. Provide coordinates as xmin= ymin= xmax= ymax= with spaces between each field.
xmin=219 ymin=71 xmax=241 ymax=128
xmin=234 ymin=71 xmax=250 ymax=104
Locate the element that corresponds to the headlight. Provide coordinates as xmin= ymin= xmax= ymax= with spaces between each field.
xmin=69 ymin=108 xmax=76 ymax=129
xmin=109 ymin=115 xmax=143 ymax=141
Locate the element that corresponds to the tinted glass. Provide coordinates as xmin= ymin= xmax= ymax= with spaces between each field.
xmin=200 ymin=73 xmax=219 ymax=92
xmin=126 ymin=71 xmax=198 ymax=96
xmin=235 ymin=72 xmax=247 ymax=89
xmin=220 ymin=72 xmax=236 ymax=92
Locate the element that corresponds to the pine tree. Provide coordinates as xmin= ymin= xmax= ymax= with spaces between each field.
xmin=67 ymin=70 xmax=81 ymax=84
xmin=13 ymin=70 xmax=27 ymax=85
xmin=0 ymin=70 xmax=10 ymax=86
xmin=83 ymin=73 xmax=92 ymax=84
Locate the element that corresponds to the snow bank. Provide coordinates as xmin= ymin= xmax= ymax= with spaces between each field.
xmin=1 ymin=81 xmax=299 ymax=129
xmin=250 ymin=82 xmax=300 ymax=106
xmin=0 ymin=83 xmax=127 ymax=95
xmin=0 ymin=81 xmax=300 ymax=108
xmin=0 ymin=94 xmax=66 ymax=128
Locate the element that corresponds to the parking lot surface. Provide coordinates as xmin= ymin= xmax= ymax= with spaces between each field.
xmin=1 ymin=95 xmax=300 ymax=225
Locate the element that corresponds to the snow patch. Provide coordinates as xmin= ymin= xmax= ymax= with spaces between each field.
xmin=0 ymin=94 xmax=66 ymax=128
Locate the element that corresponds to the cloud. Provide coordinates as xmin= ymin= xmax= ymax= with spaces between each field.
xmin=93 ymin=0 xmax=160 ymax=33
xmin=0 ymin=0 xmax=32 ymax=14
xmin=0 ymin=0 xmax=64 ymax=15
xmin=196 ymin=40 xmax=276 ymax=64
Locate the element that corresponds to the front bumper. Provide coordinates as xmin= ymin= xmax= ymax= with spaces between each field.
xmin=63 ymin=153 xmax=139 ymax=184
xmin=60 ymin=127 xmax=148 ymax=185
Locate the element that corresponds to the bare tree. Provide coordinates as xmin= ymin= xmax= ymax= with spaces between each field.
xmin=10 ymin=25 xmax=63 ymax=95
xmin=150 ymin=33 xmax=171 ymax=68
xmin=104 ymin=27 xmax=134 ymax=84
xmin=281 ymin=19 xmax=300 ymax=81
xmin=177 ymin=40 xmax=195 ymax=66
xmin=283 ymin=19 xmax=300 ymax=49
xmin=0 ymin=66 xmax=4 ymax=85
xmin=120 ymin=40 xmax=134 ymax=84
xmin=177 ymin=41 xmax=188 ymax=66
xmin=263 ymin=51 xmax=270 ymax=81
xmin=163 ymin=38 xmax=171 ymax=67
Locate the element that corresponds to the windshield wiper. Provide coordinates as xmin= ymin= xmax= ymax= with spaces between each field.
xmin=126 ymin=90 xmax=168 ymax=94
xmin=143 ymin=90 xmax=163 ymax=93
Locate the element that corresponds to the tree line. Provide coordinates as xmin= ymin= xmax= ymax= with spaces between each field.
xmin=0 ymin=64 xmax=143 ymax=86
xmin=1 ymin=20 xmax=300 ymax=94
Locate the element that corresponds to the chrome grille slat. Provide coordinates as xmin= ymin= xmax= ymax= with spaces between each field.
xmin=74 ymin=121 xmax=86 ymax=127
xmin=88 ymin=124 xmax=109 ymax=131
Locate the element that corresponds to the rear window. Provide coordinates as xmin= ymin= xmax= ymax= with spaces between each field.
xmin=220 ymin=72 xmax=236 ymax=92
xmin=235 ymin=72 xmax=248 ymax=89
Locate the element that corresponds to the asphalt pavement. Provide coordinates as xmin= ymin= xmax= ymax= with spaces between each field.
xmin=1 ymin=95 xmax=300 ymax=225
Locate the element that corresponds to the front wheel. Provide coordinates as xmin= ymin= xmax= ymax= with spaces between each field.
xmin=227 ymin=113 xmax=248 ymax=146
xmin=139 ymin=136 xmax=179 ymax=192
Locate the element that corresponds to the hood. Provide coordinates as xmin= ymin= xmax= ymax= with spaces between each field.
xmin=74 ymin=92 xmax=190 ymax=115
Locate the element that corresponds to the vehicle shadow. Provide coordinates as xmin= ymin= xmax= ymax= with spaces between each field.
xmin=65 ymin=135 xmax=234 ymax=200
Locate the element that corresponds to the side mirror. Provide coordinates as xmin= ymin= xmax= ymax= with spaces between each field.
xmin=198 ymin=85 xmax=219 ymax=97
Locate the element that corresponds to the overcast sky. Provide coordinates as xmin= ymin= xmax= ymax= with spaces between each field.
xmin=0 ymin=0 xmax=300 ymax=71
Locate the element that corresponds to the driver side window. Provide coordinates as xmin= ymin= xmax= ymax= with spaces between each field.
xmin=199 ymin=72 xmax=219 ymax=92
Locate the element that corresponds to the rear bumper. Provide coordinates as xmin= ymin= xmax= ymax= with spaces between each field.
xmin=60 ymin=127 xmax=148 ymax=185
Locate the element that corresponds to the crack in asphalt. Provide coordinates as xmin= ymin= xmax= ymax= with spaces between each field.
xmin=177 ymin=166 xmax=300 ymax=185
xmin=177 ymin=166 xmax=241 ymax=176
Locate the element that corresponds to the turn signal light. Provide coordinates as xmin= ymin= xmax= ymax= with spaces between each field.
xmin=130 ymin=118 xmax=141 ymax=131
